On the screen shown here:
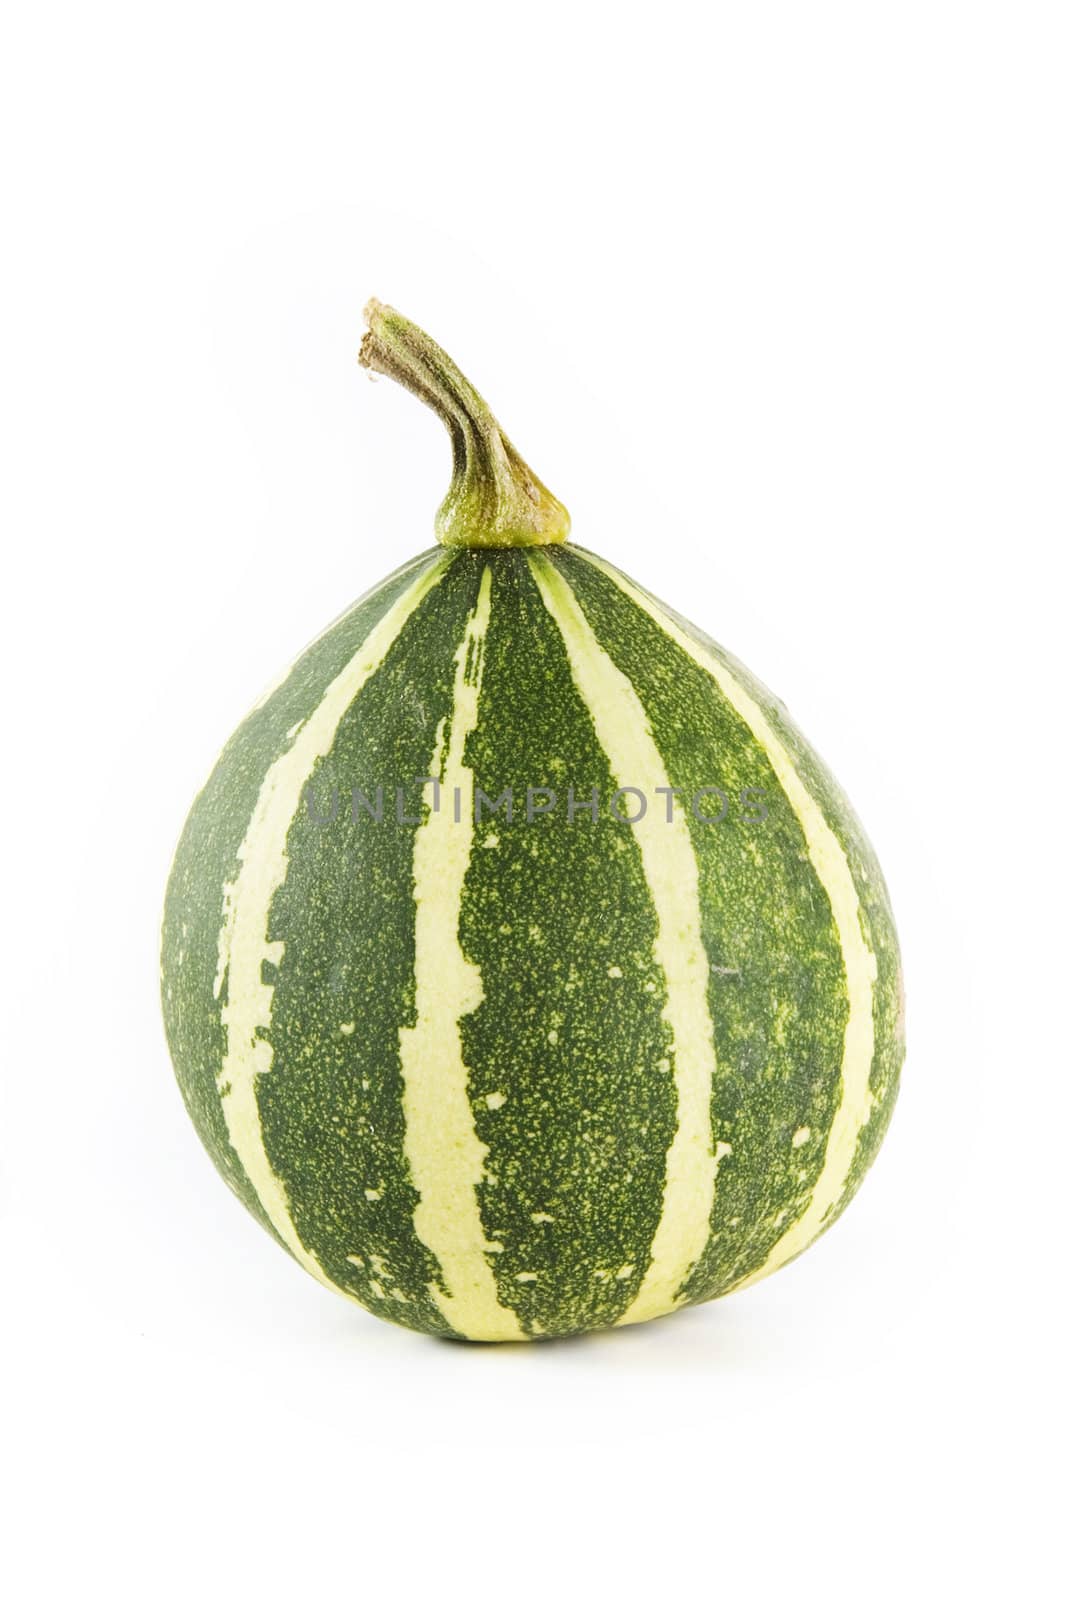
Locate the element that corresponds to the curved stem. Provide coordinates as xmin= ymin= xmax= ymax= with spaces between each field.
xmin=359 ymin=299 xmax=570 ymax=549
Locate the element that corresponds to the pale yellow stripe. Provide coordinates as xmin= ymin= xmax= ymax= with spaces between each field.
xmin=214 ymin=557 xmax=449 ymax=1291
xmin=399 ymin=567 xmax=526 ymax=1340
xmin=529 ymin=553 xmax=721 ymax=1327
xmin=574 ymin=549 xmax=877 ymax=1288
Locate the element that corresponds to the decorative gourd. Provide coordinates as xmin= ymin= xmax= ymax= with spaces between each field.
xmin=161 ymin=301 xmax=904 ymax=1340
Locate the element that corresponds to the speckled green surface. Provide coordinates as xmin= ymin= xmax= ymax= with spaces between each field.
xmin=554 ymin=551 xmax=851 ymax=1300
xmin=161 ymin=550 xmax=442 ymax=1237
xmin=460 ymin=553 xmax=675 ymax=1335
xmin=161 ymin=544 xmax=903 ymax=1338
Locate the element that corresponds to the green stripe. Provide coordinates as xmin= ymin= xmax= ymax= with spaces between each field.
xmin=553 ymin=547 xmax=851 ymax=1297
xmin=259 ymin=551 xmax=488 ymax=1332
xmin=457 ymin=551 xmax=676 ymax=1336
xmin=161 ymin=549 xmax=444 ymax=1237
xmin=656 ymin=594 xmax=905 ymax=1230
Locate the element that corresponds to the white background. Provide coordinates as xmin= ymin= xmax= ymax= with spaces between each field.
xmin=3 ymin=4 xmax=1064 ymax=1595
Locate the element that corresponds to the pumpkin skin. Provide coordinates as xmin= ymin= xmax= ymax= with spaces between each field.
xmin=161 ymin=538 xmax=904 ymax=1340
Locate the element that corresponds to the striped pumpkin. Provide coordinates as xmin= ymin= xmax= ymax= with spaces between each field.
xmin=161 ymin=303 xmax=904 ymax=1340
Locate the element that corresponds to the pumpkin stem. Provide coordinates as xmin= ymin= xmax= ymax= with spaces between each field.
xmin=359 ymin=300 xmax=570 ymax=549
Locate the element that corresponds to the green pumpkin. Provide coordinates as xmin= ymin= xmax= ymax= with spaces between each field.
xmin=161 ymin=302 xmax=904 ymax=1340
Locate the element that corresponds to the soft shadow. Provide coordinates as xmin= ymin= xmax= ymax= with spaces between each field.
xmin=420 ymin=1292 xmax=782 ymax=1375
